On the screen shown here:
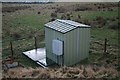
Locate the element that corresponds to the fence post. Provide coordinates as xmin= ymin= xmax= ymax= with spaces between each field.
xmin=104 ymin=38 xmax=107 ymax=53
xmin=10 ymin=41 xmax=14 ymax=59
xmin=34 ymin=37 xmax=37 ymax=53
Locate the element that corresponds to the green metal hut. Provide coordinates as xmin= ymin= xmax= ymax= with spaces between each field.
xmin=45 ymin=19 xmax=91 ymax=66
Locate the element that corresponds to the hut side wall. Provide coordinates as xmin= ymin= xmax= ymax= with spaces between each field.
xmin=45 ymin=27 xmax=64 ymax=65
xmin=64 ymin=28 xmax=90 ymax=66
xmin=78 ymin=28 xmax=90 ymax=61
xmin=64 ymin=28 xmax=78 ymax=66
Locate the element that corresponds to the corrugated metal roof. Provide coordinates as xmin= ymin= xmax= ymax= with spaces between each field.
xmin=45 ymin=19 xmax=90 ymax=33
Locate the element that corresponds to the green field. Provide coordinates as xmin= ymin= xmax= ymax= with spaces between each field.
xmin=2 ymin=3 xmax=119 ymax=68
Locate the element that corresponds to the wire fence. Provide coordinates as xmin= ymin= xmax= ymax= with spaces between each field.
xmin=2 ymin=35 xmax=45 ymax=60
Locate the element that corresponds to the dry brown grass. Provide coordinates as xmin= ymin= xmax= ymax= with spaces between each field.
xmin=3 ymin=65 xmax=119 ymax=78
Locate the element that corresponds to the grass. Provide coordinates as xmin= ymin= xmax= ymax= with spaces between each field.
xmin=2 ymin=4 xmax=118 ymax=67
xmin=91 ymin=28 xmax=118 ymax=46
xmin=73 ymin=9 xmax=118 ymax=20
xmin=19 ymin=54 xmax=40 ymax=68
xmin=12 ymin=14 xmax=48 ymax=29
xmin=3 ymin=14 xmax=48 ymax=42
xmin=2 ymin=11 xmax=48 ymax=67
xmin=2 ymin=37 xmax=45 ymax=67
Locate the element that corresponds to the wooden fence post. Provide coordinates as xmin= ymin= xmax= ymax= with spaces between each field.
xmin=10 ymin=41 xmax=14 ymax=59
xmin=34 ymin=37 xmax=37 ymax=53
xmin=104 ymin=38 xmax=107 ymax=53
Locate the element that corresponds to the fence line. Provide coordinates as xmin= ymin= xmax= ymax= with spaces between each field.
xmin=2 ymin=35 xmax=44 ymax=43
xmin=2 ymin=35 xmax=45 ymax=57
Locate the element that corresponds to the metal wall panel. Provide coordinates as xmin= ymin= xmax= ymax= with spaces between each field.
xmin=45 ymin=27 xmax=64 ymax=65
xmin=64 ymin=28 xmax=90 ymax=66
xmin=78 ymin=28 xmax=90 ymax=60
xmin=64 ymin=28 xmax=78 ymax=66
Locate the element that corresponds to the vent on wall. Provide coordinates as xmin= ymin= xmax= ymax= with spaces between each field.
xmin=52 ymin=40 xmax=63 ymax=56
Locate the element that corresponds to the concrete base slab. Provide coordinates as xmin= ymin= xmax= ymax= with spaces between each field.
xmin=23 ymin=48 xmax=46 ymax=61
xmin=23 ymin=48 xmax=48 ymax=68
xmin=37 ymin=58 xmax=48 ymax=68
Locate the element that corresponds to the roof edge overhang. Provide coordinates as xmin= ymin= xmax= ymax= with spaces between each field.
xmin=45 ymin=25 xmax=91 ymax=34
xmin=56 ymin=19 xmax=91 ymax=28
